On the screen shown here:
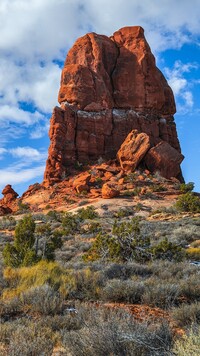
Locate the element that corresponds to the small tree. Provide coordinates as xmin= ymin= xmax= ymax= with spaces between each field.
xmin=3 ymin=215 xmax=37 ymax=267
xmin=3 ymin=216 xmax=63 ymax=268
xmin=36 ymin=223 xmax=63 ymax=261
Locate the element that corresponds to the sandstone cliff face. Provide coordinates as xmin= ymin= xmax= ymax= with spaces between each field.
xmin=44 ymin=26 xmax=182 ymax=186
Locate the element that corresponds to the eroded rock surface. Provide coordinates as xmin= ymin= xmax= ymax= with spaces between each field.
xmin=44 ymin=26 xmax=182 ymax=186
xmin=0 ymin=185 xmax=19 ymax=215
xmin=58 ymin=26 xmax=175 ymax=114
xmin=117 ymin=130 xmax=151 ymax=173
xmin=144 ymin=141 xmax=184 ymax=179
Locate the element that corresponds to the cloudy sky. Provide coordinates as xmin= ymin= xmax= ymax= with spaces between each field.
xmin=0 ymin=0 xmax=200 ymax=196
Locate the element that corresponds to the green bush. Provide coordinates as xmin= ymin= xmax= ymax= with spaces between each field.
xmin=3 ymin=216 xmax=63 ymax=268
xmin=76 ymin=206 xmax=99 ymax=220
xmin=150 ymin=238 xmax=185 ymax=262
xmin=3 ymin=215 xmax=37 ymax=268
xmin=84 ymin=218 xmax=150 ymax=262
xmin=180 ymin=182 xmax=194 ymax=193
xmin=175 ymin=193 xmax=200 ymax=213
xmin=172 ymin=302 xmax=200 ymax=328
xmin=62 ymin=212 xmax=78 ymax=234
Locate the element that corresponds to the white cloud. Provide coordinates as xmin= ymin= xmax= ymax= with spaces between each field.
xmin=0 ymin=105 xmax=44 ymax=125
xmin=164 ymin=60 xmax=198 ymax=111
xmin=0 ymin=148 xmax=7 ymax=155
xmin=0 ymin=165 xmax=45 ymax=188
xmin=9 ymin=147 xmax=41 ymax=159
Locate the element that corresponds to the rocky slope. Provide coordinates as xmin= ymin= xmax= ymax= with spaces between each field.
xmin=44 ymin=26 xmax=183 ymax=186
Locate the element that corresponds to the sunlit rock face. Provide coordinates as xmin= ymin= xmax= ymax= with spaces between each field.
xmin=44 ymin=26 xmax=183 ymax=186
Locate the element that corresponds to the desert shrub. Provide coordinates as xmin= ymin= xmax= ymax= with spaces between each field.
xmin=3 ymin=215 xmax=63 ymax=268
xmin=84 ymin=218 xmax=151 ymax=262
xmin=173 ymin=327 xmax=200 ymax=356
xmin=61 ymin=304 xmax=173 ymax=356
xmin=7 ymin=323 xmax=54 ymax=356
xmin=180 ymin=182 xmax=194 ymax=193
xmin=179 ymin=276 xmax=200 ymax=302
xmin=35 ymin=223 xmax=63 ymax=261
xmin=46 ymin=210 xmax=61 ymax=222
xmin=142 ymin=280 xmax=180 ymax=309
xmin=17 ymin=201 xmax=30 ymax=212
xmin=65 ymin=268 xmax=104 ymax=300
xmin=2 ymin=260 xmax=66 ymax=299
xmin=3 ymin=215 xmax=37 ymax=268
xmin=150 ymin=184 xmax=167 ymax=192
xmin=84 ymin=219 xmax=184 ymax=263
xmin=76 ymin=205 xmax=99 ymax=220
xmin=0 ymin=297 xmax=22 ymax=320
xmin=150 ymin=238 xmax=185 ymax=262
xmin=20 ymin=284 xmax=64 ymax=315
xmin=186 ymin=247 xmax=200 ymax=260
xmin=62 ymin=212 xmax=79 ymax=234
xmin=104 ymin=262 xmax=152 ymax=280
xmin=172 ymin=302 xmax=200 ymax=328
xmin=175 ymin=192 xmax=200 ymax=213
xmin=102 ymin=279 xmax=145 ymax=303
xmin=0 ymin=216 xmax=16 ymax=230
xmin=114 ymin=207 xmax=132 ymax=218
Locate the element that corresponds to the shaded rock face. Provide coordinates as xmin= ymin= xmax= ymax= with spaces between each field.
xmin=144 ymin=142 xmax=184 ymax=179
xmin=44 ymin=26 xmax=182 ymax=186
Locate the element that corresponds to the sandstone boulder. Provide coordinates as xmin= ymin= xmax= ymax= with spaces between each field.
xmin=117 ymin=130 xmax=151 ymax=172
xmin=102 ymin=183 xmax=120 ymax=199
xmin=72 ymin=172 xmax=91 ymax=193
xmin=144 ymin=141 xmax=184 ymax=179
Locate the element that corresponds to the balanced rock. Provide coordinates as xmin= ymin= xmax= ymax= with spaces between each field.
xmin=1 ymin=185 xmax=18 ymax=204
xmin=117 ymin=130 xmax=150 ymax=172
xmin=0 ymin=185 xmax=19 ymax=216
xmin=144 ymin=141 xmax=184 ymax=179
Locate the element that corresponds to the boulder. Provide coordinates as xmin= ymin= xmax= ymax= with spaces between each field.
xmin=144 ymin=141 xmax=184 ymax=179
xmin=102 ymin=182 xmax=120 ymax=199
xmin=117 ymin=130 xmax=151 ymax=172
xmin=72 ymin=172 xmax=91 ymax=193
xmin=2 ymin=184 xmax=18 ymax=204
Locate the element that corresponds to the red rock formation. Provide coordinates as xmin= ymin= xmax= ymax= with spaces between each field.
xmin=58 ymin=27 xmax=175 ymax=114
xmin=1 ymin=185 xmax=18 ymax=204
xmin=117 ymin=130 xmax=150 ymax=172
xmin=0 ymin=185 xmax=19 ymax=215
xmin=44 ymin=26 xmax=182 ymax=186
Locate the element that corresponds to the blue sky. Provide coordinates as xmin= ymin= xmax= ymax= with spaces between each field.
xmin=0 ymin=0 xmax=200 ymax=197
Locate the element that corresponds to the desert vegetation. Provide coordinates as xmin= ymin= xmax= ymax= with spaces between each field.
xmin=0 ymin=195 xmax=199 ymax=355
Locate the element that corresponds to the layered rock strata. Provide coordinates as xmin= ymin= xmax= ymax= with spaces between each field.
xmin=44 ymin=26 xmax=182 ymax=186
